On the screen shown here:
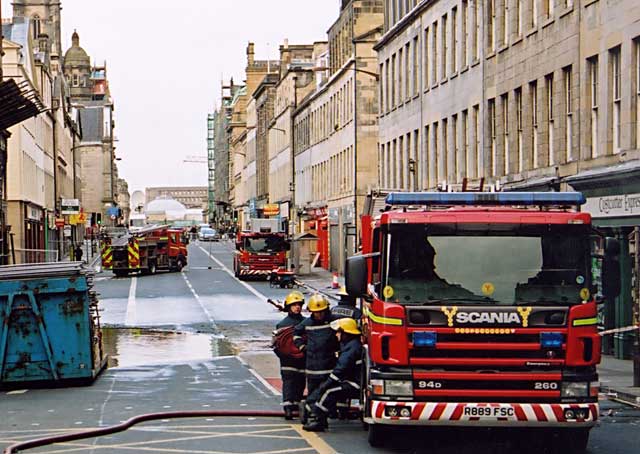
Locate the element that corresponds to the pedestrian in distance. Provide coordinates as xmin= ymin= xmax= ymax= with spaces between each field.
xmin=303 ymin=318 xmax=363 ymax=432
xmin=293 ymin=294 xmax=339 ymax=399
xmin=75 ymin=244 xmax=83 ymax=263
xmin=272 ymin=291 xmax=307 ymax=420
xmin=331 ymin=286 xmax=363 ymax=322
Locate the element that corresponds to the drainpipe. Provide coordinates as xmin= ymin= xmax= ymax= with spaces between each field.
xmin=52 ymin=108 xmax=60 ymax=261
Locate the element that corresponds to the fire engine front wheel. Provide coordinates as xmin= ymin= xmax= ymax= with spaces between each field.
xmin=367 ymin=423 xmax=389 ymax=448
xmin=554 ymin=428 xmax=590 ymax=454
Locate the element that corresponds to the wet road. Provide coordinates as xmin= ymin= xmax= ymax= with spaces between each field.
xmin=2 ymin=241 xmax=639 ymax=453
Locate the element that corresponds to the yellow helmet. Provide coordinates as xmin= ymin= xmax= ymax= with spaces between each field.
xmin=331 ymin=318 xmax=361 ymax=335
xmin=307 ymin=294 xmax=329 ymax=312
xmin=284 ymin=291 xmax=305 ymax=307
xmin=337 ymin=286 xmax=349 ymax=297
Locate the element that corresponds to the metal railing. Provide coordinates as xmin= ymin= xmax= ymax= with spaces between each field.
xmin=11 ymin=248 xmax=59 ymax=264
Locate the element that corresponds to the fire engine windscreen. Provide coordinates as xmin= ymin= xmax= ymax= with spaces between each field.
xmin=243 ymin=236 xmax=287 ymax=253
xmin=383 ymin=224 xmax=591 ymax=306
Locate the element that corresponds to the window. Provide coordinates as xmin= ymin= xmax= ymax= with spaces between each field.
xmin=502 ymin=94 xmax=509 ymax=175
xmin=516 ymin=0 xmax=523 ymax=36
xmin=452 ymin=7 xmax=458 ymax=73
xmin=530 ymin=80 xmax=538 ymax=168
xmin=636 ymin=41 xmax=640 ymax=149
xmin=546 ymin=73 xmax=554 ymax=166
xmin=432 ymin=24 xmax=439 ymax=83
xmin=589 ymin=56 xmax=599 ymax=157
xmin=488 ymin=0 xmax=496 ymax=52
xmin=442 ymin=119 xmax=449 ymax=182
xmin=453 ymin=114 xmax=459 ymax=180
xmin=392 ymin=54 xmax=397 ymax=107
xmin=413 ymin=37 xmax=420 ymax=96
xmin=442 ymin=14 xmax=448 ymax=78
xmin=413 ymin=129 xmax=420 ymax=190
xmin=32 ymin=15 xmax=41 ymax=40
xmin=380 ymin=63 xmax=385 ymax=113
xmin=462 ymin=110 xmax=469 ymax=179
xmin=385 ymin=59 xmax=391 ymax=112
xmin=611 ymin=47 xmax=621 ymax=153
xmin=405 ymin=133 xmax=411 ymax=189
xmin=563 ymin=67 xmax=573 ymax=162
xmin=424 ymin=27 xmax=430 ymax=87
xmin=530 ymin=0 xmax=538 ymax=28
xmin=405 ymin=42 xmax=411 ymax=100
xmin=424 ymin=124 xmax=430 ymax=188
xmin=474 ymin=0 xmax=481 ymax=60
xmin=473 ymin=104 xmax=480 ymax=177
xmin=461 ymin=1 xmax=468 ymax=67
xmin=516 ymin=88 xmax=523 ymax=172
xmin=544 ymin=0 xmax=554 ymax=19
xmin=72 ymin=74 xmax=79 ymax=87
xmin=433 ymin=122 xmax=439 ymax=184
xmin=392 ymin=139 xmax=398 ymax=188
xmin=502 ymin=0 xmax=509 ymax=45
xmin=488 ymin=98 xmax=496 ymax=176
xmin=398 ymin=48 xmax=404 ymax=103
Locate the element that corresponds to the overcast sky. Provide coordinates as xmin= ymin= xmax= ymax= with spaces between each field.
xmin=2 ymin=1 xmax=339 ymax=194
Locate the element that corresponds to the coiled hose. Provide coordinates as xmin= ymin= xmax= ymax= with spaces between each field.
xmin=3 ymin=410 xmax=285 ymax=453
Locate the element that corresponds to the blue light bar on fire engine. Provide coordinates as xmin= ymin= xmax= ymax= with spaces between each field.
xmin=385 ymin=192 xmax=586 ymax=207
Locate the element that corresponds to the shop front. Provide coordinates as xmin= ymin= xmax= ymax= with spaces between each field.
xmin=567 ymin=162 xmax=640 ymax=360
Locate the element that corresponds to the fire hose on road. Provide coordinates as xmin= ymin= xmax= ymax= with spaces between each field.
xmin=3 ymin=410 xmax=285 ymax=453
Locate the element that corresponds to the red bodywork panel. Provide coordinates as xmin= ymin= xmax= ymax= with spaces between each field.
xmin=235 ymin=232 xmax=287 ymax=271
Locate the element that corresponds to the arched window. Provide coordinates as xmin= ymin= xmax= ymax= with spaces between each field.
xmin=32 ymin=15 xmax=41 ymax=39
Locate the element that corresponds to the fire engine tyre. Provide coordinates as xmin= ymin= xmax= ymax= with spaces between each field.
xmin=367 ymin=423 xmax=389 ymax=448
xmin=553 ymin=429 xmax=590 ymax=454
xmin=114 ymin=270 xmax=127 ymax=278
xmin=176 ymin=257 xmax=186 ymax=272
xmin=148 ymin=261 xmax=157 ymax=275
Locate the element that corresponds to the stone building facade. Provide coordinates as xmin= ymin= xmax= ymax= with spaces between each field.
xmin=294 ymin=0 xmax=384 ymax=272
xmin=145 ymin=186 xmax=207 ymax=210
xmin=375 ymin=0 xmax=640 ymax=359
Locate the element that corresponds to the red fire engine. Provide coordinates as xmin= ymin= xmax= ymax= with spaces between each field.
xmin=234 ymin=219 xmax=288 ymax=280
xmin=346 ymin=191 xmax=621 ymax=452
xmin=102 ymin=225 xmax=188 ymax=277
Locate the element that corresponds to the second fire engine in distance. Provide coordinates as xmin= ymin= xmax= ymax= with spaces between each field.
xmin=345 ymin=191 xmax=621 ymax=453
xmin=105 ymin=225 xmax=188 ymax=277
xmin=234 ymin=219 xmax=289 ymax=280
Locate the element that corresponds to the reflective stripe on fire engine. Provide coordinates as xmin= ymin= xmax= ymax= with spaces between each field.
xmin=128 ymin=242 xmax=140 ymax=269
xmin=364 ymin=306 xmax=403 ymax=326
xmin=370 ymin=401 xmax=598 ymax=426
xmin=572 ymin=317 xmax=598 ymax=327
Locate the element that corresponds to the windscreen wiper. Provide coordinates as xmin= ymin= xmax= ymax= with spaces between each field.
xmin=514 ymin=299 xmax=574 ymax=306
xmin=417 ymin=297 xmax=499 ymax=305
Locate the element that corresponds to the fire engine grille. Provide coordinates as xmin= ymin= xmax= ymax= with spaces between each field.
xmin=410 ymin=348 xmax=565 ymax=360
xmin=434 ymin=333 xmax=541 ymax=343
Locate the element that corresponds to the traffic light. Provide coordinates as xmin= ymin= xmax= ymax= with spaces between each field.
xmin=96 ymin=213 xmax=102 ymax=225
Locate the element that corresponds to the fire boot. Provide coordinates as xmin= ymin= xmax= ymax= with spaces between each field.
xmin=303 ymin=412 xmax=328 ymax=432
xmin=284 ymin=406 xmax=294 ymax=420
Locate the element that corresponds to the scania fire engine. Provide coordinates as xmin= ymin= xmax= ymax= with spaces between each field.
xmin=233 ymin=219 xmax=288 ymax=280
xmin=345 ymin=191 xmax=621 ymax=452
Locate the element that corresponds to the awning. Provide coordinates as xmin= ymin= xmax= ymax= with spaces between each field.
xmin=0 ymin=79 xmax=46 ymax=130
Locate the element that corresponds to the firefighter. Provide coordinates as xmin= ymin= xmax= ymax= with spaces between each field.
xmin=293 ymin=294 xmax=338 ymax=397
xmin=273 ymin=291 xmax=307 ymax=420
xmin=303 ymin=318 xmax=363 ymax=432
xmin=331 ymin=286 xmax=362 ymax=322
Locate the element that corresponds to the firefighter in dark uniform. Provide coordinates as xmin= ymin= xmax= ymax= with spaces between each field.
xmin=331 ymin=286 xmax=362 ymax=322
xmin=274 ymin=291 xmax=306 ymax=420
xmin=303 ymin=318 xmax=363 ymax=432
xmin=293 ymin=294 xmax=338 ymax=397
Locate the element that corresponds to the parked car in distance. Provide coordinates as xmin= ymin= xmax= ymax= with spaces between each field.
xmin=199 ymin=227 xmax=220 ymax=241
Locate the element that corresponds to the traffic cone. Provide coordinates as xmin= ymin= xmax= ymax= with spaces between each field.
xmin=332 ymin=273 xmax=339 ymax=289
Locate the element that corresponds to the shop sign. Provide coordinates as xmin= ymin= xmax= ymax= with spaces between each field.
xmin=55 ymin=218 xmax=65 ymax=228
xmin=279 ymin=202 xmax=290 ymax=219
xmin=61 ymin=199 xmax=80 ymax=215
xmin=583 ymin=193 xmax=640 ymax=218
xmin=27 ymin=205 xmax=42 ymax=221
xmin=263 ymin=204 xmax=280 ymax=216
xmin=63 ymin=225 xmax=72 ymax=238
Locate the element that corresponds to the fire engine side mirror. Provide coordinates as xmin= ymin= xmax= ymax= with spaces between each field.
xmin=345 ymin=255 xmax=367 ymax=298
xmin=601 ymin=237 xmax=621 ymax=299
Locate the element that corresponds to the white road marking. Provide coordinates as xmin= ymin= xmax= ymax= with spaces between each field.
xmin=6 ymin=389 xmax=28 ymax=395
xmin=198 ymin=245 xmax=270 ymax=302
xmin=124 ymin=277 xmax=137 ymax=326
xmin=236 ymin=356 xmax=281 ymax=396
xmin=181 ymin=272 xmax=217 ymax=329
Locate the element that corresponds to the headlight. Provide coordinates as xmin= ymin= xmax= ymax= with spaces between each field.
xmin=384 ymin=380 xmax=413 ymax=396
xmin=561 ymin=382 xmax=589 ymax=398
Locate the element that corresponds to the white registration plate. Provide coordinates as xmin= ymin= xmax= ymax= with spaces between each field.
xmin=462 ymin=405 xmax=515 ymax=419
